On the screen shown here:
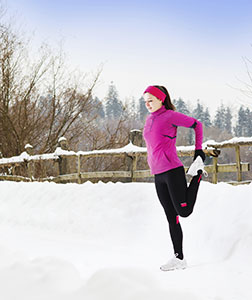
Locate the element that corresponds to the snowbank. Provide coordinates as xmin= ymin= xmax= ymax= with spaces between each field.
xmin=0 ymin=180 xmax=251 ymax=299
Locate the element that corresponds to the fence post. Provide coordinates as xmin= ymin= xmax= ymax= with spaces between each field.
xmin=235 ymin=145 xmax=242 ymax=182
xmin=129 ymin=129 xmax=144 ymax=147
xmin=131 ymin=154 xmax=138 ymax=182
xmin=77 ymin=155 xmax=81 ymax=184
xmin=212 ymin=156 xmax=218 ymax=184
xmin=58 ymin=137 xmax=70 ymax=177
xmin=125 ymin=153 xmax=133 ymax=182
xmin=129 ymin=130 xmax=143 ymax=181
xmin=25 ymin=144 xmax=35 ymax=180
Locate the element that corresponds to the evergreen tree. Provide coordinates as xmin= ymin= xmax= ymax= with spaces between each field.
xmin=105 ymin=82 xmax=124 ymax=119
xmin=245 ymin=108 xmax=252 ymax=136
xmin=174 ymin=98 xmax=194 ymax=144
xmin=173 ymin=98 xmax=189 ymax=115
xmin=203 ymin=107 xmax=212 ymax=128
xmin=126 ymin=96 xmax=137 ymax=119
xmin=234 ymin=106 xmax=247 ymax=136
xmin=188 ymin=128 xmax=194 ymax=145
xmin=138 ymin=96 xmax=148 ymax=121
xmin=214 ymin=104 xmax=226 ymax=130
xmin=93 ymin=96 xmax=105 ymax=118
xmin=192 ymin=100 xmax=205 ymax=123
xmin=243 ymin=107 xmax=252 ymax=136
xmin=224 ymin=107 xmax=232 ymax=134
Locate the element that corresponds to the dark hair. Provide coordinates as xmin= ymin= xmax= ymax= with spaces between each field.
xmin=154 ymin=85 xmax=176 ymax=111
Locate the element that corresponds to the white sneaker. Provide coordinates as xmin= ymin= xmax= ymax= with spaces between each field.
xmin=160 ymin=255 xmax=187 ymax=271
xmin=187 ymin=156 xmax=208 ymax=177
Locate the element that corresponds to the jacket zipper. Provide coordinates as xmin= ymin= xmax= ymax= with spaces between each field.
xmin=149 ymin=116 xmax=156 ymax=131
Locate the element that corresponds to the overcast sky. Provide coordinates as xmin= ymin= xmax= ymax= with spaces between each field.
xmin=5 ymin=0 xmax=252 ymax=114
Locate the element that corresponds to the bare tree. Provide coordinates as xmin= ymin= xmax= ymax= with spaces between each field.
xmin=0 ymin=19 xmax=101 ymax=157
xmin=230 ymin=56 xmax=252 ymax=109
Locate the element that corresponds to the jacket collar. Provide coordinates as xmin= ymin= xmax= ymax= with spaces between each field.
xmin=151 ymin=105 xmax=166 ymax=116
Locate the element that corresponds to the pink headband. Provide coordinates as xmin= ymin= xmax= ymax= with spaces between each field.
xmin=143 ymin=86 xmax=166 ymax=102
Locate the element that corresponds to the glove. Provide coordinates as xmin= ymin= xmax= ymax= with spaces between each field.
xmin=194 ymin=149 xmax=206 ymax=162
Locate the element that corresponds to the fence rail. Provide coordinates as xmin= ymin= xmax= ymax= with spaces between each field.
xmin=0 ymin=132 xmax=251 ymax=185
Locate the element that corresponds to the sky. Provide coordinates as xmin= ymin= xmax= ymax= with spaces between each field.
xmin=4 ymin=0 xmax=252 ymax=114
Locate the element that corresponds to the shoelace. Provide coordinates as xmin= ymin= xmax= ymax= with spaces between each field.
xmin=202 ymin=168 xmax=208 ymax=177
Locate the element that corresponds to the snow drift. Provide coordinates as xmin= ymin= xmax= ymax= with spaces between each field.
xmin=0 ymin=180 xmax=251 ymax=299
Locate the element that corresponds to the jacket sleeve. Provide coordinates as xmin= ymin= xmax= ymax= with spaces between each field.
xmin=169 ymin=111 xmax=203 ymax=150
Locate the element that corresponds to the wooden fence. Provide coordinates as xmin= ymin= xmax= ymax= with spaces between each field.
xmin=205 ymin=139 xmax=251 ymax=184
xmin=0 ymin=131 xmax=251 ymax=185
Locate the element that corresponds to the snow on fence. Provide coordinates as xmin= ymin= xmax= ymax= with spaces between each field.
xmin=0 ymin=131 xmax=251 ymax=184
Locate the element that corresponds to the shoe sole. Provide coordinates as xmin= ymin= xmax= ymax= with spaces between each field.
xmin=160 ymin=266 xmax=187 ymax=271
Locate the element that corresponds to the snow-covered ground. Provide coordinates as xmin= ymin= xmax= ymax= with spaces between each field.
xmin=0 ymin=180 xmax=251 ymax=300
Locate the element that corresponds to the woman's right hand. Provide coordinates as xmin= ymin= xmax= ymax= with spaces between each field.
xmin=194 ymin=149 xmax=206 ymax=162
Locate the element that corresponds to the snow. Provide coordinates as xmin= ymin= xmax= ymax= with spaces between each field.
xmin=25 ymin=144 xmax=33 ymax=149
xmin=0 ymin=141 xmax=213 ymax=166
xmin=77 ymin=141 xmax=147 ymax=156
xmin=0 ymin=152 xmax=57 ymax=165
xmin=0 ymin=143 xmax=147 ymax=165
xmin=206 ymin=136 xmax=252 ymax=147
xmin=0 ymin=180 xmax=251 ymax=299
xmin=58 ymin=137 xmax=67 ymax=142
xmin=1 ymin=137 xmax=252 ymax=166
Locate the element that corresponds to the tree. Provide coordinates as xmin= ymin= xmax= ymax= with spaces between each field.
xmin=236 ymin=56 xmax=252 ymax=109
xmin=235 ymin=106 xmax=252 ymax=136
xmin=104 ymin=82 xmax=124 ymax=119
xmin=0 ymin=20 xmax=101 ymax=156
xmin=0 ymin=23 xmax=52 ymax=156
xmin=92 ymin=96 xmax=105 ymax=119
xmin=213 ymin=104 xmax=234 ymax=134
xmin=245 ymin=107 xmax=252 ymax=135
xmin=125 ymin=96 xmax=136 ymax=119
xmin=192 ymin=100 xmax=205 ymax=123
xmin=234 ymin=106 xmax=247 ymax=136
xmin=214 ymin=104 xmax=226 ymax=130
xmin=173 ymin=98 xmax=189 ymax=115
xmin=203 ymin=107 xmax=212 ymax=128
xmin=138 ymin=96 xmax=148 ymax=121
xmin=224 ymin=107 xmax=232 ymax=134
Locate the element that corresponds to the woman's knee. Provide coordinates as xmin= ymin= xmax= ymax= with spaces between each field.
xmin=179 ymin=209 xmax=192 ymax=218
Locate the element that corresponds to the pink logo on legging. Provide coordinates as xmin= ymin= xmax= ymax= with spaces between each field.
xmin=198 ymin=174 xmax=202 ymax=183
xmin=181 ymin=202 xmax=187 ymax=207
xmin=176 ymin=215 xmax=179 ymax=224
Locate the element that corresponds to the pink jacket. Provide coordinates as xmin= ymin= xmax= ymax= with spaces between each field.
xmin=143 ymin=106 xmax=203 ymax=175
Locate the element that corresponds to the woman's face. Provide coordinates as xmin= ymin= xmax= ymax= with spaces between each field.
xmin=144 ymin=93 xmax=163 ymax=113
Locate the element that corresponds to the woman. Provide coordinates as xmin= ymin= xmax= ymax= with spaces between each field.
xmin=143 ymin=85 xmax=206 ymax=271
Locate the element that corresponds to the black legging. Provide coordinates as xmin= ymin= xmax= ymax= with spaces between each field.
xmin=154 ymin=166 xmax=202 ymax=259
